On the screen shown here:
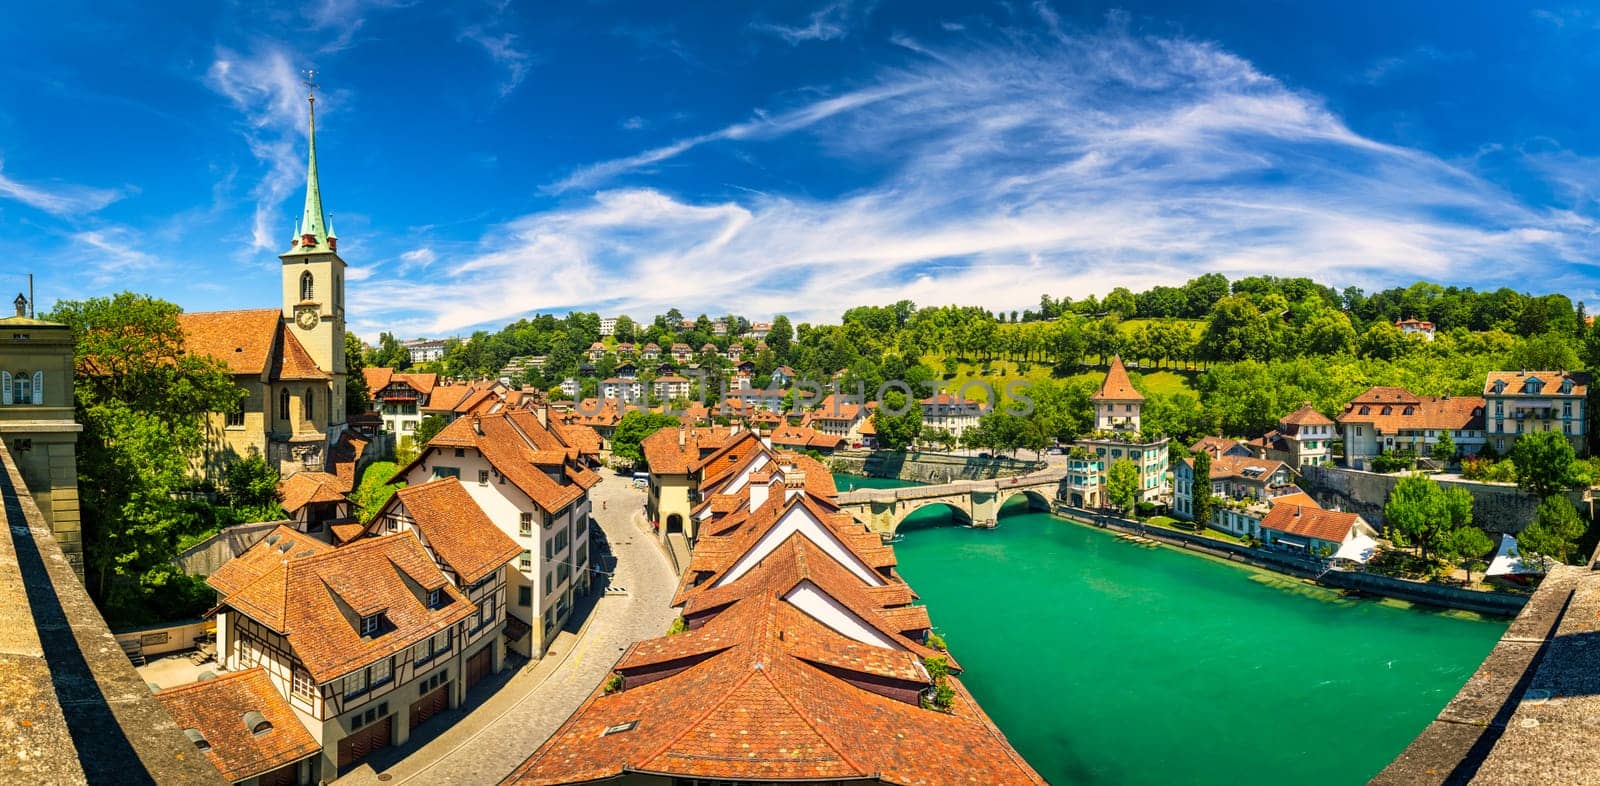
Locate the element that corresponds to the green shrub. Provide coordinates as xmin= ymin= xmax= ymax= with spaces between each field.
xmin=926 ymin=632 xmax=947 ymax=652
xmin=603 ymin=674 xmax=623 ymax=694
xmin=666 ymin=616 xmax=687 ymax=635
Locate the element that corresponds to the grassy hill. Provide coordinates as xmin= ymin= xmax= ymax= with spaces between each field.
xmin=927 ymin=354 xmax=1199 ymax=399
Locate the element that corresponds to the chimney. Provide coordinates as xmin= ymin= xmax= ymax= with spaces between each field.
xmin=784 ymin=473 xmax=806 ymax=501
xmin=12 ymin=293 xmax=26 ymax=318
xmin=678 ymin=428 xmax=687 ymax=447
xmin=749 ymin=477 xmax=770 ymax=510
xmin=472 ymin=415 xmax=483 ymax=436
xmin=536 ymin=403 xmax=549 ymax=428
xmin=1294 ymin=505 xmax=1302 ymax=518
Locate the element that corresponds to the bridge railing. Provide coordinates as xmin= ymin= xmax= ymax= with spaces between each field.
xmin=0 ymin=441 xmax=226 ymax=783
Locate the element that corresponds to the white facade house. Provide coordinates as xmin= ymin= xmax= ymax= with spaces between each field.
xmin=394 ymin=410 xmax=598 ymax=658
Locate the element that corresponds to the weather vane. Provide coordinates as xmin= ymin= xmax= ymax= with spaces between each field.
xmin=304 ymin=68 xmax=319 ymax=103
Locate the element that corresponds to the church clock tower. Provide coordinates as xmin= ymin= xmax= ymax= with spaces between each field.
xmin=280 ymin=74 xmax=348 ymax=428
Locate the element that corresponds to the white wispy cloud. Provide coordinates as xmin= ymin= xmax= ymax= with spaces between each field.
xmin=205 ymin=46 xmax=313 ymax=252
xmin=460 ymin=25 xmax=534 ymax=97
xmin=0 ymin=157 xmax=122 ymax=215
xmin=349 ymin=24 xmax=1600 ymax=337
xmin=752 ymin=2 xmax=856 ymax=44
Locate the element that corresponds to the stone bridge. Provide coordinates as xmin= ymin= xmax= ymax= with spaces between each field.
xmin=837 ymin=466 xmax=1067 ymax=535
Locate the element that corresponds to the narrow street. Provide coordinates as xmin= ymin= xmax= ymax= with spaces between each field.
xmin=336 ymin=474 xmax=678 ymax=786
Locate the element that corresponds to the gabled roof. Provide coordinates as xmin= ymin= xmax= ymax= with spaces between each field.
xmin=379 ymin=478 xmax=522 ymax=585
xmin=215 ymin=533 xmax=473 ymax=683
xmin=276 ymin=330 xmax=330 ymax=381
xmin=205 ymin=525 xmax=333 ymax=597
xmin=505 ymin=591 xmax=1043 ymax=786
xmin=155 ymin=668 xmax=320 ymax=783
xmin=1090 ymin=356 xmax=1143 ymax=402
xmin=403 ymin=411 xmax=598 ymax=514
xmin=675 ymin=492 xmax=894 ymax=607
xmin=277 ymin=471 xmax=346 ymax=514
xmin=1190 ymin=436 xmax=1248 ymax=458
xmin=770 ymin=423 xmax=846 ymax=450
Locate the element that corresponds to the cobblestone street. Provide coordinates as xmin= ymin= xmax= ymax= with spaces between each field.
xmin=335 ymin=473 xmax=678 ymax=786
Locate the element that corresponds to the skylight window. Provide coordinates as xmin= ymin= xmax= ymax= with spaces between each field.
xmin=602 ymin=720 xmax=639 ymax=736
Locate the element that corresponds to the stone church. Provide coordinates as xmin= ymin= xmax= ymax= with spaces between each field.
xmin=183 ymin=91 xmax=349 ymax=477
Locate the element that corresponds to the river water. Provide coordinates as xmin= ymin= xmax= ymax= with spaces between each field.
xmin=842 ymin=476 xmax=1505 ymax=786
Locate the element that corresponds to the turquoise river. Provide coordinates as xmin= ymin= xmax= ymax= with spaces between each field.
xmin=839 ymin=476 xmax=1506 ymax=786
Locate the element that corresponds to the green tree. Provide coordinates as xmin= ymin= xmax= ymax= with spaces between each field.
xmin=221 ymin=454 xmax=280 ymax=510
xmin=1191 ymin=451 xmax=1213 ymax=533
xmin=345 ymin=331 xmax=371 ymax=415
xmin=873 ymin=390 xmax=923 ymax=451
xmin=1520 ymin=495 xmax=1587 ymax=563
xmin=1509 ymin=430 xmax=1580 ymax=498
xmin=614 ymin=411 xmax=683 ymax=467
xmin=1433 ymin=430 xmax=1456 ymax=462
xmin=413 ymin=414 xmax=449 ymax=449
xmin=1105 ymin=458 xmax=1139 ymax=514
xmin=352 ymin=461 xmax=403 ymax=523
xmin=1438 ymin=526 xmax=1494 ymax=583
xmin=46 ymin=293 xmax=241 ymax=620
xmin=1383 ymin=473 xmax=1452 ymax=560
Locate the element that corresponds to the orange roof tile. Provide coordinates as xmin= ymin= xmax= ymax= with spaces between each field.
xmin=1484 ymin=370 xmax=1589 ymax=398
xmin=216 ymin=533 xmax=474 ymax=683
xmin=205 ymin=525 xmax=332 ymax=597
xmin=1337 ymin=387 xmax=1484 ymax=433
xmin=1090 ymin=355 xmax=1143 ymax=401
xmin=1259 ymin=503 xmax=1364 ymax=543
xmin=155 ymin=668 xmax=320 ymax=782
xmin=178 ymin=309 xmax=283 ymax=376
xmin=382 ymin=478 xmax=521 ymax=584
xmin=277 ymin=471 xmax=346 ymax=514
xmin=1279 ymin=402 xmax=1333 ymax=426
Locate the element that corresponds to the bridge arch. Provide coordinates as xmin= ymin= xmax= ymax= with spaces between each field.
xmin=892 ymin=498 xmax=973 ymax=531
xmin=997 ymin=488 xmax=1052 ymax=515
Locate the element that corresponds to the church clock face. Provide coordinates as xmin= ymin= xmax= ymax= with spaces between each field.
xmin=296 ymin=307 xmax=319 ymax=330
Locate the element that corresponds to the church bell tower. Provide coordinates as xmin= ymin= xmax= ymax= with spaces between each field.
xmin=280 ymin=71 xmax=348 ymax=424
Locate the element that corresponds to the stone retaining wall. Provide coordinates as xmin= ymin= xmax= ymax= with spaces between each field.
xmin=172 ymin=519 xmax=289 ymax=577
xmin=828 ymin=450 xmax=1043 ymax=483
xmin=1298 ymin=464 xmax=1589 ymax=534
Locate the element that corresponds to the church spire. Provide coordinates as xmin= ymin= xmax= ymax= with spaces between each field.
xmin=293 ymin=70 xmax=331 ymax=252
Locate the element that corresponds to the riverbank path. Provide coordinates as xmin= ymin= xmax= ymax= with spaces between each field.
xmin=334 ymin=473 xmax=679 ymax=786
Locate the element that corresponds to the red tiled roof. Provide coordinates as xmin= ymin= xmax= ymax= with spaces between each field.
xmin=276 ymin=330 xmax=330 ymax=380
xmin=205 ymin=525 xmax=332 ymax=597
xmin=155 ymin=668 xmax=320 ymax=782
xmin=177 ymin=309 xmax=283 ymax=375
xmin=381 ymin=478 xmax=521 ymax=585
xmin=505 ymin=591 xmax=1042 ymax=785
xmin=1484 ymin=370 xmax=1589 ymax=398
xmin=1259 ymin=503 xmax=1363 ymax=544
xmin=216 ymin=533 xmax=473 ymax=683
xmin=277 ymin=471 xmax=346 ymax=514
xmin=404 ymin=411 xmax=595 ymax=514
xmin=1337 ymin=387 xmax=1485 ymax=433
xmin=1279 ymin=402 xmax=1334 ymax=426
xmin=770 ymin=423 xmax=845 ymax=450
xmin=1090 ymin=356 xmax=1143 ymax=401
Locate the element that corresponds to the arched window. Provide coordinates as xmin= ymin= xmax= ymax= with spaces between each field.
xmin=279 ymin=388 xmax=290 ymax=420
xmin=300 ymin=271 xmax=314 ymax=302
xmin=303 ymin=387 xmax=314 ymax=421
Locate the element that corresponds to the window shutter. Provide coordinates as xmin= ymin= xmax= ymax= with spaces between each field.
xmin=31 ymin=371 xmax=43 ymax=405
xmin=1 ymin=372 xmax=10 ymax=405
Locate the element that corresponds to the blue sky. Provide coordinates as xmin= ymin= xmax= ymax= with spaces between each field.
xmin=3 ymin=1 xmax=1600 ymax=338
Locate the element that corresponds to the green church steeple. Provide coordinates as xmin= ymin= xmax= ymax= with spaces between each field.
xmin=291 ymin=71 xmax=334 ymax=253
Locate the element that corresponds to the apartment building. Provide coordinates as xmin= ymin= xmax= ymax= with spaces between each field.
xmin=1483 ymin=370 xmax=1589 ymax=456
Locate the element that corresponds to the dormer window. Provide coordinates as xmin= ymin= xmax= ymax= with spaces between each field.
xmin=1561 ymin=379 xmax=1574 ymax=394
xmin=1492 ymin=380 xmax=1506 ymax=394
xmin=427 ymin=588 xmax=442 ymax=608
xmin=243 ymin=711 xmax=272 ymax=736
xmin=360 ymin=614 xmax=381 ymax=636
xmin=184 ymin=729 xmax=210 ymax=752
xmin=1525 ymin=378 xmax=1543 ymax=394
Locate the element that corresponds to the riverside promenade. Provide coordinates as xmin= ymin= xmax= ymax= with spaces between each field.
xmin=335 ymin=475 xmax=678 ymax=786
